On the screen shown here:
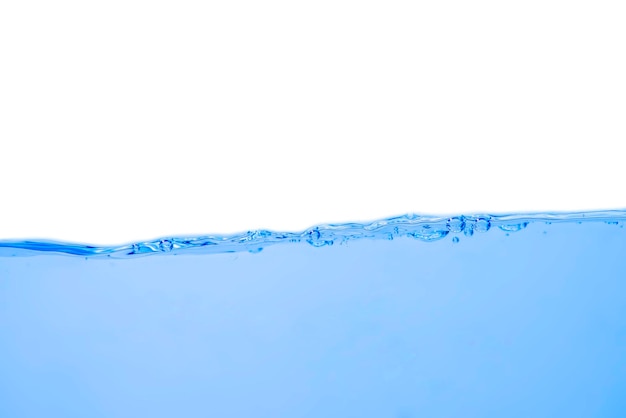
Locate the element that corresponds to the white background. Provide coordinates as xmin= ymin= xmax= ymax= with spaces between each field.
xmin=1 ymin=1 xmax=625 ymax=244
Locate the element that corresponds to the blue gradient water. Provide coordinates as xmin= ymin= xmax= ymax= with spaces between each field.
xmin=1 ymin=211 xmax=626 ymax=417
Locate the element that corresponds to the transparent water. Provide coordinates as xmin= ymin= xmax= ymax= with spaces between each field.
xmin=1 ymin=211 xmax=626 ymax=417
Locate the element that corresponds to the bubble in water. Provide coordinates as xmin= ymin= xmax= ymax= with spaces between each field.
xmin=408 ymin=225 xmax=449 ymax=242
xmin=307 ymin=229 xmax=320 ymax=241
xmin=452 ymin=237 xmax=460 ymax=244
xmin=159 ymin=239 xmax=173 ymax=252
xmin=446 ymin=217 xmax=465 ymax=233
xmin=499 ymin=222 xmax=529 ymax=232
xmin=248 ymin=247 xmax=263 ymax=254
xmin=409 ymin=229 xmax=449 ymax=242
xmin=475 ymin=217 xmax=491 ymax=233
xmin=305 ymin=229 xmax=333 ymax=247
xmin=464 ymin=224 xmax=475 ymax=237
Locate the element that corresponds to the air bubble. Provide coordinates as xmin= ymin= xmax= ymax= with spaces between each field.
xmin=446 ymin=217 xmax=465 ymax=233
xmin=499 ymin=222 xmax=529 ymax=232
xmin=305 ymin=228 xmax=333 ymax=247
xmin=464 ymin=224 xmax=474 ymax=237
xmin=408 ymin=229 xmax=449 ymax=242
xmin=452 ymin=237 xmax=459 ymax=244
xmin=475 ymin=217 xmax=491 ymax=233
xmin=308 ymin=229 xmax=320 ymax=241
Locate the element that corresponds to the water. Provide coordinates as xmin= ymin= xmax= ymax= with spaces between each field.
xmin=1 ymin=211 xmax=626 ymax=417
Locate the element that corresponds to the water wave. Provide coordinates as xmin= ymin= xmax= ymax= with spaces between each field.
xmin=1 ymin=210 xmax=624 ymax=258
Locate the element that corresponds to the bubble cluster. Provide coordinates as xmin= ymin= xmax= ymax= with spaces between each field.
xmin=3 ymin=210 xmax=624 ymax=258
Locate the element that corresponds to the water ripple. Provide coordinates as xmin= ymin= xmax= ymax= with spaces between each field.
xmin=1 ymin=210 xmax=624 ymax=258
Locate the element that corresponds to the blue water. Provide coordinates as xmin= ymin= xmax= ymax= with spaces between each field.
xmin=1 ymin=211 xmax=626 ymax=417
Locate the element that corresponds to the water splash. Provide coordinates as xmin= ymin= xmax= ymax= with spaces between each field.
xmin=1 ymin=210 xmax=624 ymax=258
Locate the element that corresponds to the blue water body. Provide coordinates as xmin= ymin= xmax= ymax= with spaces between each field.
xmin=1 ymin=211 xmax=626 ymax=417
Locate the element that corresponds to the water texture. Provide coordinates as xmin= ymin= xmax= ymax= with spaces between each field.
xmin=1 ymin=210 xmax=624 ymax=257
xmin=1 ymin=211 xmax=626 ymax=417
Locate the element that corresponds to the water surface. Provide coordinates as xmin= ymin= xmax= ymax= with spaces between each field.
xmin=1 ymin=211 xmax=625 ymax=417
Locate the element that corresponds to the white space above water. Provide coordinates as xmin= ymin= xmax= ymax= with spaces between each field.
xmin=1 ymin=1 xmax=625 ymax=244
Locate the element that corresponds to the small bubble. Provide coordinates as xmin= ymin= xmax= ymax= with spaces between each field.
xmin=463 ymin=225 xmax=474 ymax=237
xmin=305 ymin=228 xmax=333 ymax=247
xmin=159 ymin=239 xmax=173 ymax=252
xmin=408 ymin=225 xmax=449 ymax=242
xmin=307 ymin=229 xmax=320 ymax=240
xmin=446 ymin=217 xmax=465 ymax=233
xmin=499 ymin=222 xmax=529 ymax=232
xmin=452 ymin=236 xmax=460 ymax=244
xmin=248 ymin=247 xmax=263 ymax=254
xmin=475 ymin=217 xmax=491 ymax=233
